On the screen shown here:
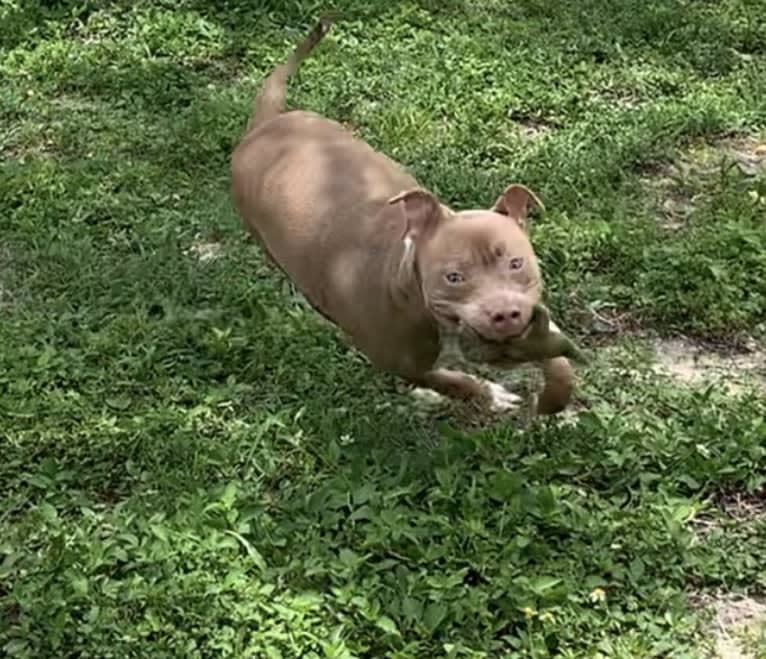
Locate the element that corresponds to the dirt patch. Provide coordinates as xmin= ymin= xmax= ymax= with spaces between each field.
xmin=185 ymin=233 xmax=223 ymax=263
xmin=652 ymin=337 xmax=766 ymax=395
xmin=641 ymin=144 xmax=714 ymax=230
xmin=1 ymin=93 xmax=103 ymax=162
xmin=714 ymin=488 xmax=766 ymax=524
xmin=694 ymin=488 xmax=766 ymax=540
xmin=575 ymin=303 xmax=641 ymax=340
xmin=516 ymin=119 xmax=553 ymax=141
xmin=643 ymin=134 xmax=766 ymax=231
xmin=692 ymin=591 xmax=766 ymax=659
xmin=722 ymin=136 xmax=766 ymax=176
xmin=508 ymin=111 xmax=556 ymax=142
xmin=589 ymin=87 xmax=642 ymax=110
xmin=1 ymin=126 xmax=58 ymax=162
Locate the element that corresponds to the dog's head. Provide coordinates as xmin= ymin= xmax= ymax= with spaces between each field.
xmin=390 ymin=184 xmax=543 ymax=343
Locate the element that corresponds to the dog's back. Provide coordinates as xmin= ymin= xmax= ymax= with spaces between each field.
xmin=230 ymin=18 xmax=421 ymax=359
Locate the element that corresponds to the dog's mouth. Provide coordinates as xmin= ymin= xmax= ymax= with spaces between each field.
xmin=428 ymin=295 xmax=541 ymax=343
xmin=432 ymin=310 xmax=530 ymax=344
xmin=466 ymin=324 xmax=527 ymax=344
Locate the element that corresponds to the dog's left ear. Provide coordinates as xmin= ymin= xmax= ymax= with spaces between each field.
xmin=389 ymin=188 xmax=443 ymax=243
xmin=492 ymin=184 xmax=544 ymax=230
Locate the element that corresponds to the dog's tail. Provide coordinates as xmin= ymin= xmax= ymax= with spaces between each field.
xmin=246 ymin=15 xmax=334 ymax=132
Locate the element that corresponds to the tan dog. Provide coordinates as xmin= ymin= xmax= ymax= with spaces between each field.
xmin=231 ymin=18 xmax=574 ymax=414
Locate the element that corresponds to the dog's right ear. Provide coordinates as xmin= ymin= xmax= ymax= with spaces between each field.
xmin=492 ymin=184 xmax=544 ymax=230
xmin=388 ymin=188 xmax=442 ymax=243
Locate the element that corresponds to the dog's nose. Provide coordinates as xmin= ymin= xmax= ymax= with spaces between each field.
xmin=491 ymin=309 xmax=521 ymax=325
xmin=486 ymin=306 xmax=526 ymax=339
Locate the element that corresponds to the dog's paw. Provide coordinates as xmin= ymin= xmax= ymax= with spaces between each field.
xmin=484 ymin=381 xmax=522 ymax=412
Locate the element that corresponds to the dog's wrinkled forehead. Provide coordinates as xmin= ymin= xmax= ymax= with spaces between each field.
xmin=422 ymin=211 xmax=535 ymax=265
xmin=390 ymin=183 xmax=543 ymax=273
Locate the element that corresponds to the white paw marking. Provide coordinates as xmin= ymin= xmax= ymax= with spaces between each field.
xmin=485 ymin=381 xmax=522 ymax=412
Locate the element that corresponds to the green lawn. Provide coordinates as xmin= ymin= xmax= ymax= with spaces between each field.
xmin=2 ymin=1 xmax=766 ymax=657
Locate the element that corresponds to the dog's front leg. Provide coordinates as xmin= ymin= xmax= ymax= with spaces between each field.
xmin=418 ymin=368 xmax=522 ymax=413
xmin=536 ymin=357 xmax=575 ymax=415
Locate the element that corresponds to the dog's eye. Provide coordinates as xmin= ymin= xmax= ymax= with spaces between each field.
xmin=445 ymin=271 xmax=464 ymax=284
xmin=509 ymin=257 xmax=524 ymax=270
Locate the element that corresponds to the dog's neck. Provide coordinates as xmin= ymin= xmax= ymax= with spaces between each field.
xmin=389 ymin=233 xmax=423 ymax=308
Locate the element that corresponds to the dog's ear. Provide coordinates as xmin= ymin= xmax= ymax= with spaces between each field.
xmin=388 ymin=188 xmax=442 ymax=242
xmin=492 ymin=184 xmax=544 ymax=230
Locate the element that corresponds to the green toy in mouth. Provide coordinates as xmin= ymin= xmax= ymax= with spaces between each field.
xmin=450 ymin=303 xmax=587 ymax=367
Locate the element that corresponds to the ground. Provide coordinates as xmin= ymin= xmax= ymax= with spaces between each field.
xmin=1 ymin=1 xmax=766 ymax=657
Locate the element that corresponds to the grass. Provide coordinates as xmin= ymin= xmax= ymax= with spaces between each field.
xmin=2 ymin=0 xmax=766 ymax=656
